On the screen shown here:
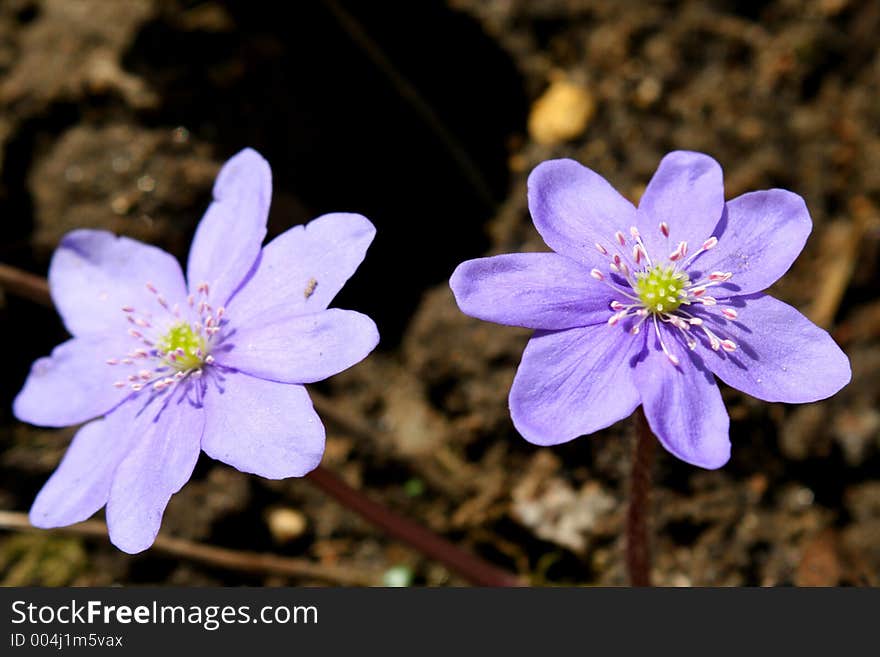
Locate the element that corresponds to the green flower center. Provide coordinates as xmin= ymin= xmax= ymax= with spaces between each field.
xmin=157 ymin=322 xmax=207 ymax=371
xmin=634 ymin=265 xmax=689 ymax=314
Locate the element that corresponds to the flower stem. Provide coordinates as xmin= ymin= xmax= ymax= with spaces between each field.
xmin=626 ymin=408 xmax=655 ymax=587
xmin=308 ymin=466 xmax=522 ymax=587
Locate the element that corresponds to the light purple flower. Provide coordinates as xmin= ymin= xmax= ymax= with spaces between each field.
xmin=450 ymin=151 xmax=851 ymax=469
xmin=14 ymin=148 xmax=379 ymax=553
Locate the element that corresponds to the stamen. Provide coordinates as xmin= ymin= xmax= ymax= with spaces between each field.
xmin=659 ymin=222 xmax=669 ymax=237
xmin=590 ymin=269 xmax=605 ymax=281
xmin=615 ymin=231 xmax=626 ymax=246
xmin=721 ymin=308 xmax=738 ymax=320
xmin=720 ymin=339 xmax=737 ymax=353
xmin=701 ymin=237 xmax=718 ymax=251
xmin=595 ymin=243 xmax=608 ymax=255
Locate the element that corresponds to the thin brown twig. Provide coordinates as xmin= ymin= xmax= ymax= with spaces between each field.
xmin=307 ymin=466 xmax=522 ymax=587
xmin=0 ymin=510 xmax=378 ymax=586
xmin=0 ymin=263 xmax=52 ymax=307
xmin=0 ymin=262 xmax=522 ymax=587
xmin=626 ymin=408 xmax=655 ymax=587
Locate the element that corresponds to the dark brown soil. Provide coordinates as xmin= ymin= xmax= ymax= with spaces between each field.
xmin=1 ymin=0 xmax=877 ymax=586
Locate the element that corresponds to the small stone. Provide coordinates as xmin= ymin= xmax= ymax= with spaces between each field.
xmin=265 ymin=507 xmax=308 ymax=543
xmin=528 ymin=78 xmax=595 ymax=146
xmin=634 ymin=77 xmax=662 ymax=108
xmin=382 ymin=565 xmax=413 ymax=587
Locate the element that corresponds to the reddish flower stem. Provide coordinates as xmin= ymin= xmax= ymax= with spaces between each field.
xmin=0 ymin=262 xmax=522 ymax=587
xmin=626 ymin=408 xmax=655 ymax=586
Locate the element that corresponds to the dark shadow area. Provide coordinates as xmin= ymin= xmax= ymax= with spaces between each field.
xmin=122 ymin=0 xmax=527 ymax=346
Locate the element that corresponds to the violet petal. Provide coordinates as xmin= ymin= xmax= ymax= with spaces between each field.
xmin=219 ymin=308 xmax=379 ymax=384
xmin=186 ymin=148 xmax=270 ymax=306
xmin=202 ymin=373 xmax=325 ymax=479
xmin=527 ymin=158 xmax=637 ymax=267
xmin=632 ymin=328 xmax=731 ymax=469
xmin=450 ymin=253 xmax=613 ymax=329
xmin=698 ymin=293 xmax=851 ymax=403
xmin=105 ymin=397 xmax=205 ymax=554
xmin=227 ymin=212 xmax=375 ymax=319
xmin=509 ymin=324 xmax=642 ymax=445
xmin=636 ymin=151 xmax=724 ymax=257
xmin=14 ymin=336 xmax=134 ymax=427
xmin=49 ymin=229 xmax=187 ymax=338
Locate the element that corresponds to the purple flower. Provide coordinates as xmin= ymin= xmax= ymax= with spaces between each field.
xmin=14 ymin=148 xmax=379 ymax=553
xmin=450 ymin=151 xmax=851 ymax=469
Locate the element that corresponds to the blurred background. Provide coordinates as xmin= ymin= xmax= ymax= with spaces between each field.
xmin=0 ymin=0 xmax=877 ymax=586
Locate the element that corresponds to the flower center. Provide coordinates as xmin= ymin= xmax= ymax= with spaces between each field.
xmin=634 ymin=265 xmax=689 ymax=314
xmin=591 ymin=225 xmax=740 ymax=366
xmin=157 ymin=322 xmax=207 ymax=372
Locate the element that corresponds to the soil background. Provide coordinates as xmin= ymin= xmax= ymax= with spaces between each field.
xmin=1 ymin=0 xmax=878 ymax=586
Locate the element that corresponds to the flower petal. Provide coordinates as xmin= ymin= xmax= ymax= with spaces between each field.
xmin=527 ymin=159 xmax=637 ymax=266
xmin=49 ymin=229 xmax=187 ymax=337
xmin=201 ymin=374 xmax=324 ymax=479
xmin=450 ymin=253 xmax=613 ymax=329
xmin=14 ymin=336 xmax=134 ymax=427
xmin=219 ymin=308 xmax=379 ymax=384
xmin=509 ymin=324 xmax=642 ymax=446
xmin=186 ymin=148 xmax=271 ymax=306
xmin=226 ymin=213 xmax=375 ymax=320
xmin=29 ymin=405 xmax=141 ymax=528
xmin=636 ymin=151 xmax=724 ymax=258
xmin=688 ymin=190 xmax=812 ymax=297
xmin=106 ymin=397 xmax=205 ymax=554
xmin=697 ymin=294 xmax=851 ymax=403
xmin=632 ymin=328 xmax=731 ymax=469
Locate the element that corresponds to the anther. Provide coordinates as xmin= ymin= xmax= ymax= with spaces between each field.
xmin=106 ymin=358 xmax=119 ymax=365
xmin=659 ymin=222 xmax=669 ymax=237
xmin=145 ymin=282 xmax=157 ymax=293
xmin=590 ymin=269 xmax=605 ymax=281
xmin=629 ymin=226 xmax=640 ymax=239
xmin=121 ymin=305 xmax=135 ymax=313
xmin=615 ymin=231 xmax=626 ymax=246
xmin=721 ymin=308 xmax=738 ymax=320
xmin=595 ymin=243 xmax=608 ymax=255
xmin=701 ymin=237 xmax=718 ymax=251
xmin=720 ymin=339 xmax=737 ymax=353
xmin=709 ymin=271 xmax=733 ymax=282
